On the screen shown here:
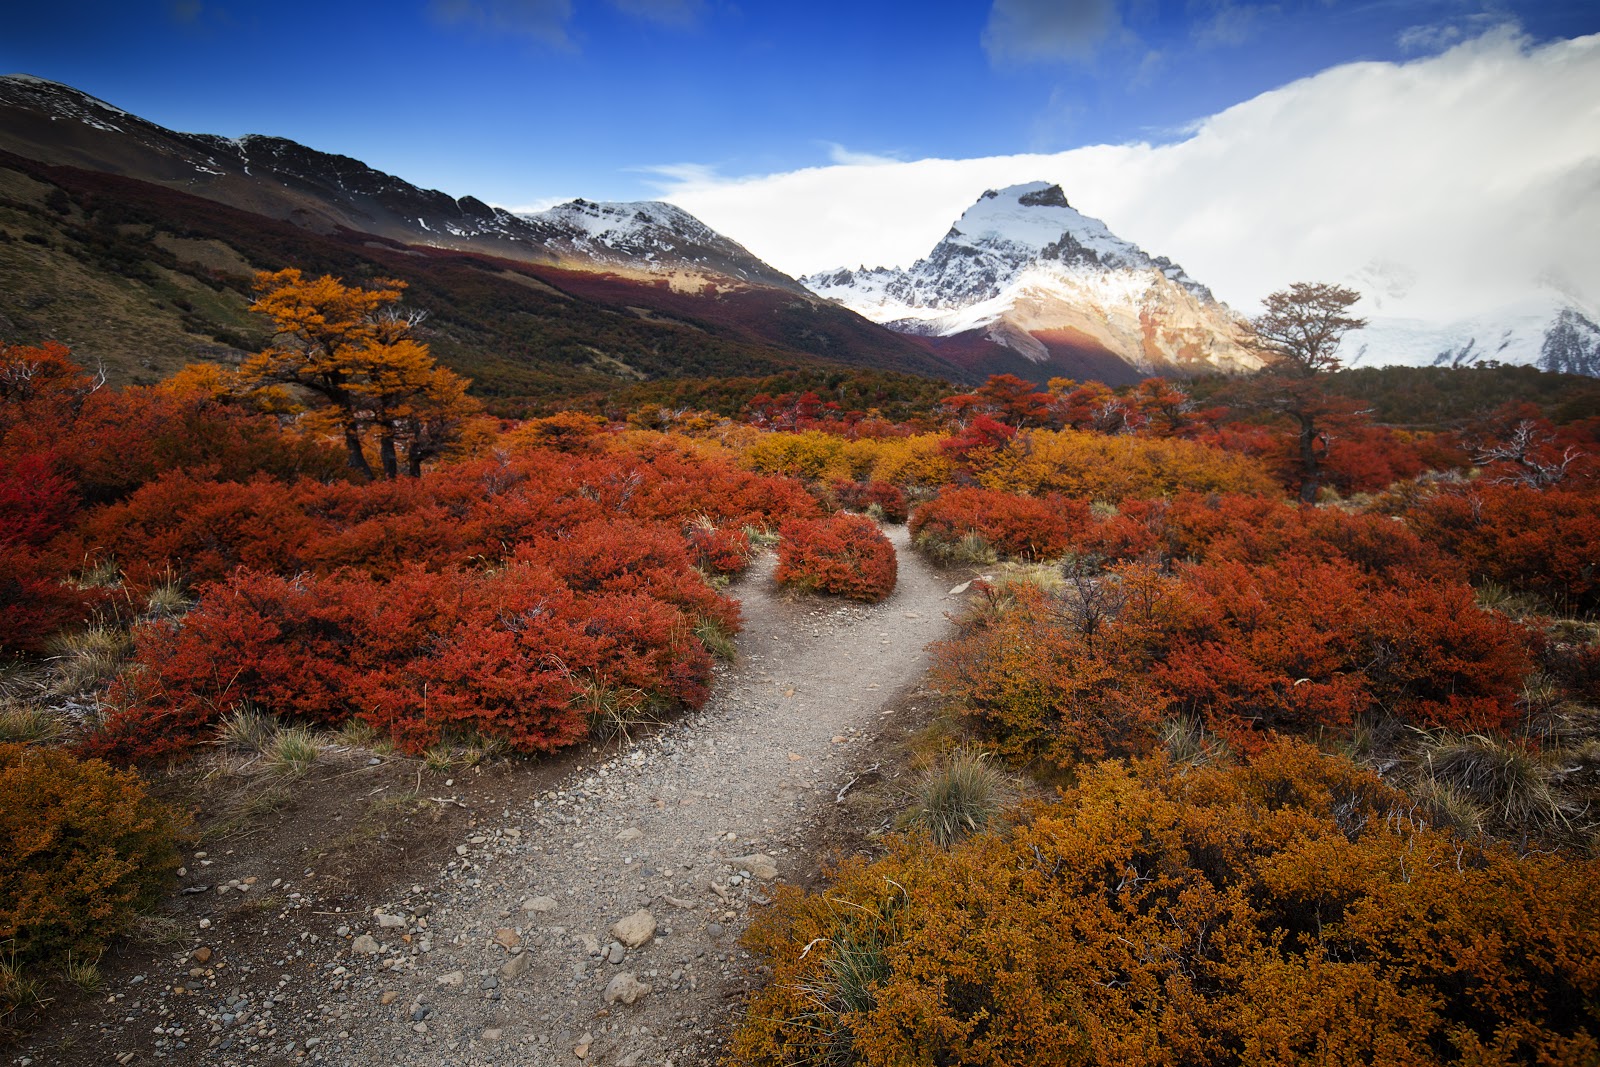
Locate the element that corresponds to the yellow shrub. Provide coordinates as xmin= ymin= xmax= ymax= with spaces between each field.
xmin=975 ymin=429 xmax=1276 ymax=502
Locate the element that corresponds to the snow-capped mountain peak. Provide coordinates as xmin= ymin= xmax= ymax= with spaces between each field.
xmin=802 ymin=182 xmax=1253 ymax=381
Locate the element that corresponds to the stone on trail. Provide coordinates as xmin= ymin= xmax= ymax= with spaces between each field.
xmin=609 ymin=908 xmax=657 ymax=948
xmin=729 ymin=853 xmax=780 ymax=881
xmin=351 ymin=934 xmax=381 ymax=955
xmin=615 ymin=827 xmax=643 ymax=842
xmin=436 ymin=969 xmax=466 ymax=987
xmin=374 ymin=910 xmax=407 ymax=929
xmin=493 ymin=927 xmax=521 ymax=950
xmin=499 ymin=951 xmax=532 ymax=980
xmin=604 ymin=972 xmax=653 ymax=1006
xmin=520 ymin=895 xmax=558 ymax=914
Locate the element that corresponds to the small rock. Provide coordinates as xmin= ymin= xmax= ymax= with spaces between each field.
xmin=609 ymin=909 xmax=657 ymax=948
xmin=521 ymin=895 xmax=558 ymax=914
xmin=603 ymin=972 xmax=653 ymax=1006
xmin=493 ymin=927 xmax=521 ymax=950
xmin=436 ymin=970 xmax=466 ymax=987
xmin=379 ymin=990 xmax=399 ymax=1005
xmin=615 ymin=827 xmax=643 ymax=842
xmin=197 ymin=918 xmax=211 ymax=930
xmin=574 ymin=1032 xmax=593 ymax=1059
xmin=729 ymin=853 xmax=780 ymax=881
xmin=499 ymin=951 xmax=532 ymax=980
xmin=374 ymin=911 xmax=407 ymax=929
xmin=351 ymin=935 xmax=381 ymax=956
xmin=606 ymin=942 xmax=626 ymax=965
xmin=191 ymin=947 xmax=213 ymax=965
xmin=482 ymin=1027 xmax=503 ymax=1041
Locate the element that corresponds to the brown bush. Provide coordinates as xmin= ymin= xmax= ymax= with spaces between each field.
xmin=0 ymin=744 xmax=182 ymax=989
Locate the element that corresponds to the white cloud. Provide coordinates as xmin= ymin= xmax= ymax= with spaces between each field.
xmin=823 ymin=143 xmax=903 ymax=166
xmin=983 ymin=0 xmax=1123 ymax=64
xmin=654 ymin=28 xmax=1600 ymax=319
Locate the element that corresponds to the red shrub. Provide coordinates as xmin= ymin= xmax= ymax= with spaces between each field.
xmin=1153 ymin=558 xmax=1530 ymax=749
xmin=910 ymin=487 xmax=1087 ymax=560
xmin=1408 ymin=485 xmax=1600 ymax=612
xmin=829 ymin=479 xmax=909 ymax=523
xmin=93 ymin=521 xmax=740 ymax=761
xmin=685 ymin=522 xmax=753 ymax=576
xmin=0 ymin=456 xmax=92 ymax=652
xmin=775 ymin=514 xmax=897 ymax=602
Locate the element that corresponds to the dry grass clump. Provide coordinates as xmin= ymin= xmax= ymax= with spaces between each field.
xmin=0 ymin=703 xmax=65 ymax=745
xmin=262 ymin=726 xmax=318 ymax=778
xmin=1420 ymin=733 xmax=1566 ymax=830
xmin=902 ymin=747 xmax=1010 ymax=846
xmin=212 ymin=705 xmax=277 ymax=754
xmin=46 ymin=625 xmax=132 ymax=696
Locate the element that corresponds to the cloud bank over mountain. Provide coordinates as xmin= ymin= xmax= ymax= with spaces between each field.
xmin=656 ymin=28 xmax=1600 ymax=319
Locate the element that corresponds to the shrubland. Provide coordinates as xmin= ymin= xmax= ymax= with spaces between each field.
xmin=6 ymin=285 xmax=1600 ymax=1059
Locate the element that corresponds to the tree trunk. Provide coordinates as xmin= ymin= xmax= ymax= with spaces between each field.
xmin=1294 ymin=410 xmax=1321 ymax=504
xmin=343 ymin=424 xmax=375 ymax=481
xmin=379 ymin=432 xmax=399 ymax=480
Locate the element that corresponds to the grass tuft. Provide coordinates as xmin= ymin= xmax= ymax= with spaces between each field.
xmin=916 ymin=531 xmax=997 ymax=566
xmin=695 ymin=618 xmax=739 ymax=661
xmin=62 ymin=951 xmax=101 ymax=993
xmin=46 ymin=625 xmax=132 ymax=696
xmin=213 ymin=705 xmax=277 ymax=754
xmin=143 ymin=580 xmax=192 ymax=621
xmin=902 ymin=747 xmax=1009 ymax=847
xmin=263 ymin=726 xmax=318 ymax=778
xmin=1422 ymin=733 xmax=1565 ymax=829
xmin=0 ymin=703 xmax=66 ymax=745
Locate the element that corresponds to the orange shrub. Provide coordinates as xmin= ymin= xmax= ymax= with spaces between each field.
xmin=910 ymin=487 xmax=1087 ymax=560
xmin=0 ymin=744 xmax=182 ymax=975
xmin=775 ymin=514 xmax=897 ymax=602
xmin=931 ymin=582 xmax=1163 ymax=769
xmin=975 ymin=427 xmax=1277 ymax=502
xmin=733 ymin=744 xmax=1600 ymax=1067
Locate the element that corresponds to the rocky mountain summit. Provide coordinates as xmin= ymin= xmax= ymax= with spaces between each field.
xmin=803 ymin=181 xmax=1262 ymax=382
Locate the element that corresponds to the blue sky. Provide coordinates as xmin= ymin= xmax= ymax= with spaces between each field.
xmin=2 ymin=0 xmax=1594 ymax=210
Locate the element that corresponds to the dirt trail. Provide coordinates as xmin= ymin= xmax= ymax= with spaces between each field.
xmin=32 ymin=524 xmax=958 ymax=1067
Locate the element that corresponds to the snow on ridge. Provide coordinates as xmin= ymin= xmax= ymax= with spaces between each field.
xmin=952 ymin=182 xmax=1143 ymax=265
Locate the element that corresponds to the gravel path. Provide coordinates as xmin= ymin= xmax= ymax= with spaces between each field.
xmin=190 ymin=525 xmax=957 ymax=1067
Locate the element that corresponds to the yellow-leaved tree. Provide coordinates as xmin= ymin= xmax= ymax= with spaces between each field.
xmin=240 ymin=269 xmax=478 ymax=478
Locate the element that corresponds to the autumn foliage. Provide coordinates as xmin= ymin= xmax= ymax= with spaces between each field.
xmin=0 ymin=744 xmax=182 ymax=977
xmin=733 ymin=745 xmax=1600 ymax=1067
xmin=775 ymin=514 xmax=898 ymax=603
xmin=911 ymin=487 xmax=1088 ymax=561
